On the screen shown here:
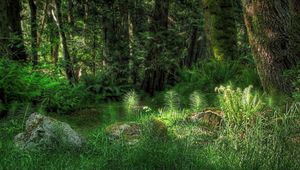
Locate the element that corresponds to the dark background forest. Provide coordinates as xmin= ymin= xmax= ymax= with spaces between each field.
xmin=0 ymin=0 xmax=300 ymax=169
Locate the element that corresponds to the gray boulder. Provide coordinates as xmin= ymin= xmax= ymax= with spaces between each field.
xmin=15 ymin=113 xmax=85 ymax=150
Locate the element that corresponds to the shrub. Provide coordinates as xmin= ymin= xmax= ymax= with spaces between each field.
xmin=0 ymin=59 xmax=87 ymax=114
xmin=81 ymin=72 xmax=132 ymax=101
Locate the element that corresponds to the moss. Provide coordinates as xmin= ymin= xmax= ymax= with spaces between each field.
xmin=105 ymin=122 xmax=142 ymax=143
xmin=148 ymin=118 xmax=168 ymax=139
xmin=204 ymin=0 xmax=238 ymax=60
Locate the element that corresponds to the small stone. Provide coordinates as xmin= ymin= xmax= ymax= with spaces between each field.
xmin=105 ymin=122 xmax=142 ymax=145
xmin=187 ymin=108 xmax=224 ymax=128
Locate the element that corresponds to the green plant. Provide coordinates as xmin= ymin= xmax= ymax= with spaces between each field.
xmin=123 ymin=90 xmax=139 ymax=114
xmin=81 ymin=72 xmax=131 ymax=101
xmin=216 ymin=85 xmax=264 ymax=126
xmin=164 ymin=90 xmax=180 ymax=112
xmin=189 ymin=91 xmax=207 ymax=112
xmin=0 ymin=59 xmax=89 ymax=114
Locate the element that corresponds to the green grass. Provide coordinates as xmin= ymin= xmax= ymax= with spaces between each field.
xmin=1 ymin=87 xmax=300 ymax=170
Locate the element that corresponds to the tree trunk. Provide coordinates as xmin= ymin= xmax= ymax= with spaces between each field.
xmin=0 ymin=0 xmax=27 ymax=61
xmin=182 ymin=23 xmax=209 ymax=68
xmin=48 ymin=4 xmax=60 ymax=65
xmin=233 ymin=0 xmax=250 ymax=58
xmin=29 ymin=0 xmax=38 ymax=66
xmin=243 ymin=0 xmax=299 ymax=93
xmin=142 ymin=0 xmax=169 ymax=95
xmin=37 ymin=1 xmax=49 ymax=47
xmin=0 ymin=0 xmax=10 ymax=57
xmin=289 ymin=0 xmax=300 ymax=59
xmin=102 ymin=0 xmax=130 ymax=84
xmin=129 ymin=0 xmax=148 ymax=84
xmin=67 ymin=0 xmax=74 ymax=26
xmin=54 ymin=0 xmax=76 ymax=82
xmin=203 ymin=0 xmax=237 ymax=60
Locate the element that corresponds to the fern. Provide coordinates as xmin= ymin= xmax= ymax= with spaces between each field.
xmin=216 ymin=85 xmax=264 ymax=126
xmin=189 ymin=91 xmax=206 ymax=112
xmin=123 ymin=90 xmax=139 ymax=114
xmin=164 ymin=90 xmax=180 ymax=112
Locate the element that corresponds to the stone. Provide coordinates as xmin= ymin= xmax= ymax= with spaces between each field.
xmin=105 ymin=122 xmax=142 ymax=145
xmin=147 ymin=118 xmax=168 ymax=139
xmin=14 ymin=113 xmax=85 ymax=150
xmin=187 ymin=108 xmax=224 ymax=128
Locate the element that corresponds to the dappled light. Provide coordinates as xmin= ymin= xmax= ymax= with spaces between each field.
xmin=0 ymin=0 xmax=299 ymax=169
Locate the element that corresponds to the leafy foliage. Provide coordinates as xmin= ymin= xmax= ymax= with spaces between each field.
xmin=0 ymin=59 xmax=87 ymax=114
xmin=81 ymin=72 xmax=131 ymax=101
xmin=216 ymin=85 xmax=264 ymax=126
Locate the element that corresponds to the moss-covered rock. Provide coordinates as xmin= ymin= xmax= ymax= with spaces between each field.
xmin=105 ymin=122 xmax=142 ymax=145
xmin=14 ymin=113 xmax=85 ymax=150
xmin=187 ymin=108 xmax=224 ymax=129
xmin=147 ymin=118 xmax=168 ymax=140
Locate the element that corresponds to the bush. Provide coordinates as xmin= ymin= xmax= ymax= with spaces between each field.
xmin=171 ymin=59 xmax=261 ymax=107
xmin=0 ymin=59 xmax=87 ymax=114
xmin=216 ymin=85 xmax=264 ymax=126
xmin=81 ymin=72 xmax=132 ymax=101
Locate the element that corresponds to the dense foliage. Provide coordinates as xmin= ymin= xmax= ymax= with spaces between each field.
xmin=0 ymin=0 xmax=299 ymax=169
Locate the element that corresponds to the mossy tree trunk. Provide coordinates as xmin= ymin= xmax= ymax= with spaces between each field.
xmin=243 ymin=0 xmax=299 ymax=93
xmin=181 ymin=0 xmax=209 ymax=68
xmin=203 ymin=0 xmax=238 ymax=60
xmin=29 ymin=0 xmax=38 ymax=66
xmin=0 ymin=0 xmax=27 ymax=61
xmin=142 ymin=0 xmax=169 ymax=95
xmin=289 ymin=0 xmax=300 ymax=59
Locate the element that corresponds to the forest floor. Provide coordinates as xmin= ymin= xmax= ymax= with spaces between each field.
xmin=1 ymin=100 xmax=300 ymax=170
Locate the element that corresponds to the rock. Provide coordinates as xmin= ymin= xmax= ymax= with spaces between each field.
xmin=14 ymin=113 xmax=85 ymax=150
xmin=147 ymin=118 xmax=168 ymax=139
xmin=173 ymin=124 xmax=218 ymax=145
xmin=105 ymin=122 xmax=142 ymax=145
xmin=187 ymin=108 xmax=224 ymax=128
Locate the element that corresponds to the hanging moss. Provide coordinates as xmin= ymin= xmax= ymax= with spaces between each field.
xmin=204 ymin=0 xmax=238 ymax=60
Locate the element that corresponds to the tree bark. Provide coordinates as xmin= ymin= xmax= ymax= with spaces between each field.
xmin=203 ymin=0 xmax=238 ymax=60
xmin=0 ymin=0 xmax=27 ymax=61
xmin=142 ymin=0 xmax=169 ymax=95
xmin=102 ymin=0 xmax=130 ymax=84
xmin=0 ymin=0 xmax=10 ymax=57
xmin=37 ymin=1 xmax=49 ymax=47
xmin=129 ymin=0 xmax=148 ymax=84
xmin=53 ymin=0 xmax=76 ymax=82
xmin=243 ymin=0 xmax=299 ymax=93
xmin=47 ymin=4 xmax=60 ymax=65
xmin=289 ymin=0 xmax=300 ymax=59
xmin=29 ymin=0 xmax=38 ymax=66
xmin=67 ymin=0 xmax=74 ymax=26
